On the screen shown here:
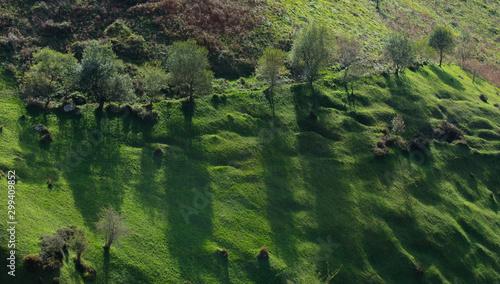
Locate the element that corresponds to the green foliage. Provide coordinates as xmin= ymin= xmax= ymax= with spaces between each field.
xmin=384 ymin=33 xmax=415 ymax=74
xmin=138 ymin=63 xmax=168 ymax=105
xmin=78 ymin=40 xmax=136 ymax=110
xmin=429 ymin=26 xmax=455 ymax=67
xmin=22 ymin=48 xmax=78 ymax=106
xmin=290 ymin=23 xmax=334 ymax=86
xmin=71 ymin=229 xmax=89 ymax=262
xmin=167 ymin=40 xmax=214 ymax=99
xmin=256 ymin=47 xmax=287 ymax=95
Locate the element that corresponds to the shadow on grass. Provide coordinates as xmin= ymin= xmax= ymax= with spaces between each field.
xmin=428 ymin=65 xmax=465 ymax=91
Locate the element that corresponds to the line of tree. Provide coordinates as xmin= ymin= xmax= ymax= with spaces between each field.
xmin=22 ymin=24 xmax=476 ymax=116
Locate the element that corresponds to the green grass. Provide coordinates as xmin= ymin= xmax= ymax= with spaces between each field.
xmin=1 ymin=63 xmax=500 ymax=283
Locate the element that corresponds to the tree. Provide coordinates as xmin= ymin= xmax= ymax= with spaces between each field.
xmin=167 ymin=40 xmax=214 ymax=100
xmin=256 ymin=47 xmax=288 ymax=112
xmin=22 ymin=47 xmax=78 ymax=108
xmin=78 ymin=40 xmax=136 ymax=111
xmin=95 ymin=206 xmax=129 ymax=250
xmin=376 ymin=0 xmax=381 ymax=11
xmin=337 ymin=35 xmax=361 ymax=86
xmin=71 ymin=228 xmax=89 ymax=264
xmin=290 ymin=23 xmax=334 ymax=90
xmin=455 ymin=36 xmax=476 ymax=65
xmin=137 ymin=63 xmax=168 ymax=108
xmin=429 ymin=26 xmax=454 ymax=67
xmin=384 ymin=33 xmax=415 ymax=75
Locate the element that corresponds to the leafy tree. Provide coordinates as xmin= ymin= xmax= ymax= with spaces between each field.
xmin=167 ymin=40 xmax=214 ymax=100
xmin=137 ymin=63 xmax=168 ymax=108
xmin=78 ymin=40 xmax=136 ymax=111
xmin=384 ymin=33 xmax=415 ymax=75
xmin=71 ymin=228 xmax=89 ymax=264
xmin=95 ymin=206 xmax=129 ymax=250
xmin=429 ymin=26 xmax=455 ymax=67
xmin=256 ymin=47 xmax=288 ymax=111
xmin=290 ymin=23 xmax=334 ymax=89
xmin=22 ymin=47 xmax=78 ymax=108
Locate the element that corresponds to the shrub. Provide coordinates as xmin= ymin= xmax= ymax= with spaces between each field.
xmin=0 ymin=125 xmax=3 ymax=132
xmin=79 ymin=262 xmax=96 ymax=281
xmin=415 ymin=263 xmax=425 ymax=277
xmin=479 ymin=94 xmax=488 ymax=103
xmin=433 ymin=121 xmax=463 ymax=143
xmin=23 ymin=255 xmax=43 ymax=273
xmin=52 ymin=278 xmax=60 ymax=284
xmin=40 ymin=133 xmax=53 ymax=143
xmin=217 ymin=249 xmax=228 ymax=259
xmin=153 ymin=147 xmax=163 ymax=156
xmin=45 ymin=258 xmax=62 ymax=271
xmin=137 ymin=110 xmax=159 ymax=121
xmin=47 ymin=178 xmax=53 ymax=187
xmin=40 ymin=127 xmax=50 ymax=135
xmin=371 ymin=146 xmax=389 ymax=158
xmin=309 ymin=111 xmax=318 ymax=120
xmin=391 ymin=114 xmax=405 ymax=135
xmin=409 ymin=134 xmax=431 ymax=151
xmin=258 ymin=247 xmax=269 ymax=260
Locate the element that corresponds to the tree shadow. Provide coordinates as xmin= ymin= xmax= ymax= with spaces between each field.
xmin=428 ymin=65 xmax=465 ymax=91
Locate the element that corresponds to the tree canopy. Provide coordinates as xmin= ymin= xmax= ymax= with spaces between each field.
xmin=429 ymin=26 xmax=455 ymax=67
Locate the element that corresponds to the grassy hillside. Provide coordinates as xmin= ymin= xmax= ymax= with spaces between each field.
xmin=1 ymin=61 xmax=500 ymax=283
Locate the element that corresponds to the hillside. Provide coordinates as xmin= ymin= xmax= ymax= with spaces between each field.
xmin=1 ymin=61 xmax=500 ymax=283
xmin=1 ymin=0 xmax=500 ymax=284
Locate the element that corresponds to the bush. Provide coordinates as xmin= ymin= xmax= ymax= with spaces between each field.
xmin=47 ymin=178 xmax=53 ymax=187
xmin=479 ymin=94 xmax=488 ymax=103
xmin=24 ymin=255 xmax=43 ymax=273
xmin=52 ymin=278 xmax=60 ymax=284
xmin=153 ymin=147 xmax=163 ymax=156
xmin=433 ymin=121 xmax=463 ymax=143
xmin=415 ymin=263 xmax=425 ymax=277
xmin=0 ymin=125 xmax=3 ymax=132
xmin=78 ymin=262 xmax=96 ymax=281
xmin=258 ymin=247 xmax=269 ymax=260
xmin=371 ymin=146 xmax=389 ymax=158
xmin=45 ymin=258 xmax=62 ymax=271
xmin=40 ymin=127 xmax=50 ymax=135
xmin=409 ymin=134 xmax=431 ymax=151
xmin=217 ymin=249 xmax=228 ymax=259
xmin=40 ymin=133 xmax=53 ymax=143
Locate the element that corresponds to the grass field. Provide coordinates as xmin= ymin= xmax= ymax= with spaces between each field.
xmin=1 ymin=61 xmax=500 ymax=283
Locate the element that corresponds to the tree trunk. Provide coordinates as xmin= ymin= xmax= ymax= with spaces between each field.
xmin=376 ymin=0 xmax=379 ymax=10
xmin=77 ymin=252 xmax=82 ymax=264
xmin=439 ymin=50 xmax=443 ymax=67
xmin=97 ymin=97 xmax=105 ymax=112
xmin=104 ymin=239 xmax=113 ymax=250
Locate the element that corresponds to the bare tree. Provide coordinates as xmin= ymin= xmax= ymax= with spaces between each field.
xmin=95 ymin=206 xmax=129 ymax=250
xmin=337 ymin=35 xmax=361 ymax=88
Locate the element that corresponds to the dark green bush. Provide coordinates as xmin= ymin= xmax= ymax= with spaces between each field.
xmin=23 ymin=255 xmax=43 ymax=273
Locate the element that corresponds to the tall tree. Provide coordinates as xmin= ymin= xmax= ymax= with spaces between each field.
xmin=95 ymin=206 xmax=129 ymax=250
xmin=256 ymin=47 xmax=288 ymax=112
xmin=384 ymin=33 xmax=415 ymax=75
xmin=429 ymin=26 xmax=455 ymax=67
xmin=167 ymin=40 xmax=214 ymax=100
xmin=337 ymin=35 xmax=361 ymax=85
xmin=290 ymin=23 xmax=334 ymax=91
xmin=78 ymin=40 xmax=136 ymax=111
xmin=22 ymin=48 xmax=78 ymax=108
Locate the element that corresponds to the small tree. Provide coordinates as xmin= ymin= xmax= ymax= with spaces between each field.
xmin=391 ymin=114 xmax=405 ymax=135
xmin=138 ymin=63 xmax=168 ymax=108
xmin=429 ymin=26 xmax=455 ymax=67
xmin=71 ymin=229 xmax=89 ymax=264
xmin=463 ymin=59 xmax=482 ymax=84
xmin=22 ymin=48 xmax=78 ymax=108
xmin=95 ymin=206 xmax=129 ymax=250
xmin=256 ymin=47 xmax=288 ymax=110
xmin=376 ymin=0 xmax=381 ymax=11
xmin=167 ymin=40 xmax=214 ymax=100
xmin=290 ymin=23 xmax=334 ymax=91
xmin=337 ymin=35 xmax=361 ymax=86
xmin=78 ymin=40 xmax=136 ymax=111
xmin=384 ymin=33 xmax=415 ymax=75
xmin=455 ymin=37 xmax=476 ymax=65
